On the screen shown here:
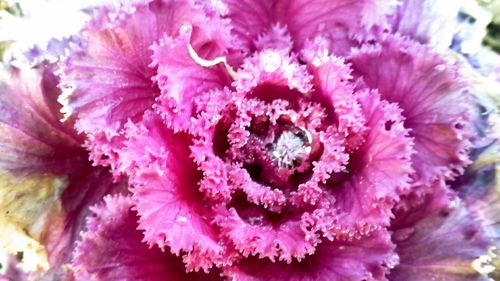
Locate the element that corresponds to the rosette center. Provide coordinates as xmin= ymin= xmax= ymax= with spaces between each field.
xmin=224 ymin=100 xmax=323 ymax=188
xmin=269 ymin=126 xmax=312 ymax=170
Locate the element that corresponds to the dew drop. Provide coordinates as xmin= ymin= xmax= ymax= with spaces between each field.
xmin=261 ymin=51 xmax=282 ymax=73
xmin=434 ymin=64 xmax=446 ymax=72
xmin=247 ymin=215 xmax=264 ymax=226
xmin=176 ymin=215 xmax=188 ymax=224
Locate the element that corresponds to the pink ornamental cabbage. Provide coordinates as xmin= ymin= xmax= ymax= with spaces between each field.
xmin=0 ymin=0 xmax=499 ymax=280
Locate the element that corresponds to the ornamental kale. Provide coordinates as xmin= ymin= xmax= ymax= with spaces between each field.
xmin=0 ymin=1 xmax=499 ymax=281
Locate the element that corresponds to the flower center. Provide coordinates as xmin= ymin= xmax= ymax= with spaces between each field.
xmin=237 ymin=119 xmax=317 ymax=189
xmin=211 ymin=98 xmax=331 ymax=190
xmin=269 ymin=127 xmax=312 ymax=169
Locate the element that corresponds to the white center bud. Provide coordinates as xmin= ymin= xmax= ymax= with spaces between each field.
xmin=270 ymin=127 xmax=312 ymax=169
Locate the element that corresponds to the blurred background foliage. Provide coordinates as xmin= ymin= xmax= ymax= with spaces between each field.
xmin=0 ymin=0 xmax=20 ymax=62
xmin=479 ymin=0 xmax=500 ymax=51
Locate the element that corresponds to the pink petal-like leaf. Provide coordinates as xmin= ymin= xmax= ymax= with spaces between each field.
xmin=119 ymin=113 xmax=228 ymax=271
xmin=73 ymin=195 xmax=223 ymax=281
xmin=350 ymin=35 xmax=473 ymax=186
